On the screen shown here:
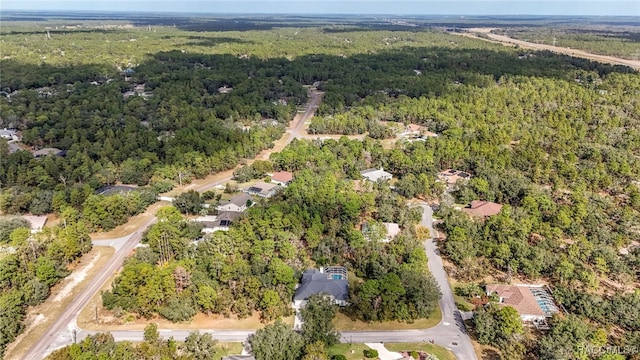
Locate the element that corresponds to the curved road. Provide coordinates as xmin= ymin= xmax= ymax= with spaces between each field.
xmin=67 ymin=205 xmax=476 ymax=360
xmin=27 ymin=90 xmax=476 ymax=360
xmin=24 ymin=89 xmax=324 ymax=359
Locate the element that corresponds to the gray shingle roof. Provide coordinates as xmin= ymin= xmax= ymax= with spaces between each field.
xmin=229 ymin=193 xmax=252 ymax=207
xmin=293 ymin=269 xmax=349 ymax=301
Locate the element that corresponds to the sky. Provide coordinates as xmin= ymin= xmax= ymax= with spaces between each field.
xmin=1 ymin=0 xmax=639 ymax=16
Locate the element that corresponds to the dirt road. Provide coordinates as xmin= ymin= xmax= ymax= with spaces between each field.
xmin=457 ymin=28 xmax=640 ymax=70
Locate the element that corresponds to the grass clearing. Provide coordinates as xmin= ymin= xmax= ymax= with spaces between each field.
xmin=385 ymin=343 xmax=456 ymax=360
xmin=213 ymin=342 xmax=245 ymax=360
xmin=327 ymin=343 xmax=372 ymax=360
xmin=4 ymin=246 xmax=115 ymax=360
xmin=333 ymin=308 xmax=441 ymax=331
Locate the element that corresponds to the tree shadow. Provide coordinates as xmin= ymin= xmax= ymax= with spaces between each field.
xmin=184 ymin=35 xmax=254 ymax=47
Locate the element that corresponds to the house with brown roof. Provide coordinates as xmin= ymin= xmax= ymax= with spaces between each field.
xmin=463 ymin=200 xmax=503 ymax=218
xmin=271 ymin=171 xmax=293 ymax=186
xmin=486 ymin=284 xmax=560 ymax=323
xmin=437 ymin=169 xmax=471 ymax=189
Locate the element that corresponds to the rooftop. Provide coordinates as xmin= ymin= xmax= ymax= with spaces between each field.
xmin=437 ymin=169 xmax=471 ymax=185
xmin=33 ymin=147 xmax=64 ymax=157
xmin=227 ymin=193 xmax=253 ymax=207
xmin=383 ymin=222 xmax=401 ymax=239
xmin=22 ymin=215 xmax=48 ymax=231
xmin=294 ymin=267 xmax=349 ymax=302
xmin=486 ymin=284 xmax=559 ymax=318
xmin=361 ymin=168 xmax=393 ymax=182
xmin=246 ymin=181 xmax=280 ymax=197
xmin=463 ymin=200 xmax=503 ymax=217
xmin=271 ymin=171 xmax=293 ymax=184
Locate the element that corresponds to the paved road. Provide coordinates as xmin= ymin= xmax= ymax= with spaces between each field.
xmin=457 ymin=28 xmax=640 ymax=70
xmin=28 ymin=91 xmax=477 ymax=359
xmin=27 ymin=90 xmax=324 ymax=359
xmin=25 ymin=216 xmax=157 ymax=360
xmin=71 ymin=204 xmax=476 ymax=360
xmin=417 ymin=204 xmax=477 ymax=360
xmin=193 ymin=90 xmax=322 ymax=194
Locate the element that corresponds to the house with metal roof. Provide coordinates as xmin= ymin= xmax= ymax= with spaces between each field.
xmin=361 ymin=168 xmax=393 ymax=182
xmin=33 ymin=148 xmax=65 ymax=158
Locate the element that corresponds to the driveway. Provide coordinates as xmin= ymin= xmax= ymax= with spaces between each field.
xmin=365 ymin=343 xmax=403 ymax=360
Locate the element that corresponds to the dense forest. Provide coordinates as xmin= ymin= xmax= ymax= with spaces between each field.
xmin=0 ymin=212 xmax=91 ymax=355
xmin=46 ymin=324 xmax=219 ymax=360
xmin=1 ymin=16 xmax=640 ymax=360
xmin=102 ymin=139 xmax=440 ymax=324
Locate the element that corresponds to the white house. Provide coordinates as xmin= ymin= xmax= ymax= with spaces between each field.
xmin=361 ymin=168 xmax=393 ymax=182
xmin=0 ymin=128 xmax=20 ymax=141
xmin=195 ymin=212 xmax=243 ymax=233
xmin=217 ymin=193 xmax=252 ymax=213
xmin=271 ymin=171 xmax=293 ymax=187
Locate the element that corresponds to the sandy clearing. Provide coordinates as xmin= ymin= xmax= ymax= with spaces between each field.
xmin=53 ymin=253 xmax=98 ymax=302
xmin=455 ymin=28 xmax=640 ymax=70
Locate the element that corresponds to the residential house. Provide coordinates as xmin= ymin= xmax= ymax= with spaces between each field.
xmin=361 ymin=168 xmax=393 ymax=182
xmin=486 ymin=284 xmax=560 ymax=324
xmin=271 ymin=171 xmax=293 ymax=187
xmin=22 ymin=215 xmax=48 ymax=233
xmin=245 ymin=181 xmax=281 ymax=198
xmin=196 ymin=211 xmax=243 ymax=233
xmin=362 ymin=221 xmax=401 ymax=242
xmin=0 ymin=128 xmax=20 ymax=141
xmin=293 ymin=267 xmax=349 ymax=309
xmin=33 ymin=148 xmax=65 ymax=158
xmin=463 ymin=200 xmax=503 ymax=218
xmin=217 ymin=193 xmax=252 ymax=213
xmin=437 ymin=169 xmax=471 ymax=188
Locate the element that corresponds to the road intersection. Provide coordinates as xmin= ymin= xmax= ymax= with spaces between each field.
xmin=25 ymin=90 xmax=476 ymax=360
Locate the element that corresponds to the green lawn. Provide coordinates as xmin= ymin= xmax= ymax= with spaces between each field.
xmin=385 ymin=343 xmax=456 ymax=360
xmin=327 ymin=343 xmax=373 ymax=360
xmin=213 ymin=342 xmax=245 ymax=360
xmin=328 ymin=342 xmax=455 ymax=360
xmin=333 ymin=308 xmax=441 ymax=331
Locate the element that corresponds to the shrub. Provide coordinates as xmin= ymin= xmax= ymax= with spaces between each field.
xmin=409 ymin=351 xmax=420 ymax=359
xmin=332 ymin=355 xmax=347 ymax=360
xmin=363 ymin=349 xmax=379 ymax=358
xmin=456 ymin=301 xmax=474 ymax=311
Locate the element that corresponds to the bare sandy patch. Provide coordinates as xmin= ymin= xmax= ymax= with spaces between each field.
xmin=90 ymin=202 xmax=166 ymax=240
xmin=4 ymin=246 xmax=115 ymax=360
